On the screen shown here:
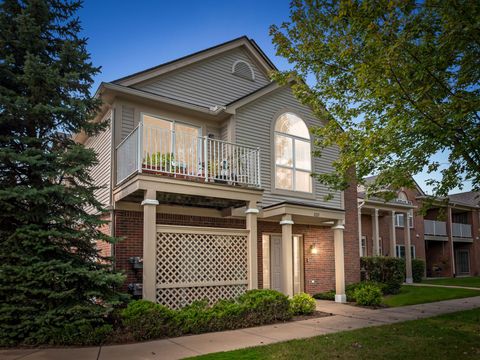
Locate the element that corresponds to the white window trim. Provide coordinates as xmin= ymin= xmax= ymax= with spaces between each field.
xmin=395 ymin=244 xmax=416 ymax=259
xmin=273 ymin=114 xmax=313 ymax=194
xmin=394 ymin=213 xmax=414 ymax=229
xmin=360 ymin=235 xmax=367 ymax=257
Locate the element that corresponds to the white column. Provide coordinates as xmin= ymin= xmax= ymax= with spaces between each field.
xmin=245 ymin=201 xmax=259 ymax=290
xmin=372 ymin=208 xmax=380 ymax=256
xmin=141 ymin=189 xmax=159 ymax=301
xmin=280 ymin=214 xmax=294 ymax=297
xmin=333 ymin=220 xmax=346 ymax=303
xmin=389 ymin=210 xmax=397 ymax=257
xmin=358 ymin=206 xmax=363 ymax=256
xmin=448 ymin=206 xmax=456 ymax=276
xmin=404 ymin=211 xmax=413 ymax=283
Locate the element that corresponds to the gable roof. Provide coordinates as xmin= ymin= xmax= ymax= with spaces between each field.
xmin=113 ymin=36 xmax=276 ymax=87
xmin=448 ymin=191 xmax=480 ymax=207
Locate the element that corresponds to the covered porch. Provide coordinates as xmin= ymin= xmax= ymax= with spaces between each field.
xmin=113 ymin=174 xmax=263 ymax=308
xmin=259 ymin=202 xmax=348 ymax=303
xmin=358 ymin=198 xmax=416 ymax=283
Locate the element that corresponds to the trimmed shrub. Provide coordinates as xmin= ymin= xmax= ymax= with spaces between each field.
xmin=120 ymin=290 xmax=292 ymax=341
xmin=313 ymin=290 xmax=335 ymax=301
xmin=290 ymin=293 xmax=316 ymax=315
xmin=353 ymin=284 xmax=383 ymax=307
xmin=361 ymin=256 xmax=405 ymax=294
xmin=121 ymin=300 xmax=175 ymax=341
xmin=412 ymin=259 xmax=425 ymax=283
xmin=238 ymin=289 xmax=291 ymax=324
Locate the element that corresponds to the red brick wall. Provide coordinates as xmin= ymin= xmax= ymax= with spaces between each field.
xmin=113 ymin=210 xmax=247 ymax=288
xmin=113 ymin=190 xmax=361 ymax=296
xmin=96 ymin=213 xmax=112 ymax=258
xmin=343 ymin=180 xmax=361 ymax=287
xmin=425 ymin=240 xmax=451 ymax=277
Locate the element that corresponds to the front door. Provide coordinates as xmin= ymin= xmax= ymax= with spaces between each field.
xmin=270 ymin=235 xmax=282 ymax=292
xmin=456 ymin=250 xmax=470 ymax=275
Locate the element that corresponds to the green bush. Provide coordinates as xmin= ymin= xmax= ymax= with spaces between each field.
xmin=290 ymin=293 xmax=316 ymax=315
xmin=412 ymin=259 xmax=425 ymax=283
xmin=48 ymin=323 xmax=113 ymax=346
xmin=346 ymin=281 xmax=388 ymax=302
xmin=121 ymin=300 xmax=176 ymax=341
xmin=361 ymin=256 xmax=405 ymax=294
xmin=313 ymin=290 xmax=335 ymax=301
xmin=353 ymin=284 xmax=383 ymax=307
xmin=238 ymin=289 xmax=292 ymax=324
xmin=120 ymin=290 xmax=292 ymax=342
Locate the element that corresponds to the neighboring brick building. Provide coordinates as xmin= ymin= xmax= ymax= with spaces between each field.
xmin=358 ymin=176 xmax=480 ymax=279
xmin=80 ymin=37 xmax=358 ymax=308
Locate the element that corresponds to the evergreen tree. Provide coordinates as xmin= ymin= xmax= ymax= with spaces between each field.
xmin=0 ymin=0 xmax=125 ymax=345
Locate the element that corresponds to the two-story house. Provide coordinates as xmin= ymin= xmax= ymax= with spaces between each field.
xmin=76 ymin=37 xmax=360 ymax=308
xmin=358 ymin=176 xmax=480 ymax=279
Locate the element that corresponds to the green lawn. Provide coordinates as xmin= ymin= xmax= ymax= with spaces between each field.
xmin=383 ymin=285 xmax=480 ymax=307
xmin=188 ymin=308 xmax=480 ymax=360
xmin=423 ymin=276 xmax=480 ymax=288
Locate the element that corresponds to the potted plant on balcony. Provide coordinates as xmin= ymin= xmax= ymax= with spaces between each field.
xmin=143 ymin=152 xmax=174 ymax=173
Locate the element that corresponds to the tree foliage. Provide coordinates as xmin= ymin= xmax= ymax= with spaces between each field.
xmin=0 ymin=0 xmax=125 ymax=345
xmin=270 ymin=0 xmax=480 ymax=198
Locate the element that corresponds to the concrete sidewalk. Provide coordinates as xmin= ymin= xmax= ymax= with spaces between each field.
xmin=3 ymin=296 xmax=480 ymax=360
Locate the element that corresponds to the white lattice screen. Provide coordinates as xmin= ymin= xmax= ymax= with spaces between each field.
xmin=156 ymin=228 xmax=248 ymax=309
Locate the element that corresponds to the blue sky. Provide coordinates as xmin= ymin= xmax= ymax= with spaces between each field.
xmin=78 ymin=0 xmax=471 ymax=195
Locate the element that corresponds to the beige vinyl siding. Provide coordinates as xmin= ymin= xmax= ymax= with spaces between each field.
xmin=235 ymin=86 xmax=342 ymax=209
xmin=121 ymin=105 xmax=135 ymax=140
xmin=133 ymin=48 xmax=270 ymax=108
xmin=84 ymin=115 xmax=112 ymax=214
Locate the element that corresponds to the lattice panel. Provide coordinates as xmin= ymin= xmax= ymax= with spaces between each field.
xmin=156 ymin=284 xmax=248 ymax=309
xmin=156 ymin=230 xmax=248 ymax=308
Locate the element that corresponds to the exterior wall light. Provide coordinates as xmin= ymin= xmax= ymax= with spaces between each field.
xmin=310 ymin=244 xmax=319 ymax=255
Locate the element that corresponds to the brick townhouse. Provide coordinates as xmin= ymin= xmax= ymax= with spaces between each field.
xmin=78 ymin=37 xmax=478 ymax=309
xmin=358 ymin=176 xmax=480 ymax=280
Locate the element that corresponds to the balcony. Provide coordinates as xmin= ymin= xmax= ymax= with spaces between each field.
xmin=452 ymin=223 xmax=472 ymax=239
xmin=424 ymin=220 xmax=447 ymax=239
xmin=116 ymin=122 xmax=261 ymax=189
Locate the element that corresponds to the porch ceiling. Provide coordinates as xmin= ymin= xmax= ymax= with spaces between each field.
xmin=121 ymin=189 xmax=246 ymax=210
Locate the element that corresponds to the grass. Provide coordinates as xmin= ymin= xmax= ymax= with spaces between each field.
xmin=423 ymin=276 xmax=480 ymax=288
xmin=188 ymin=308 xmax=480 ymax=360
xmin=383 ymin=285 xmax=480 ymax=307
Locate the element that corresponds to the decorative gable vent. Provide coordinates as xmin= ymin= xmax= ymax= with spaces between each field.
xmin=232 ymin=60 xmax=255 ymax=81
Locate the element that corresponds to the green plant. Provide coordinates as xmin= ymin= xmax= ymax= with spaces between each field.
xmin=290 ymin=293 xmax=316 ymax=315
xmin=354 ymin=284 xmax=383 ymax=307
xmin=121 ymin=300 xmax=175 ymax=341
xmin=238 ymin=289 xmax=292 ymax=324
xmin=361 ymin=257 xmax=405 ymax=294
xmin=313 ymin=290 xmax=335 ymax=301
xmin=47 ymin=323 xmax=113 ymax=346
xmin=412 ymin=259 xmax=426 ymax=283
xmin=144 ymin=152 xmax=174 ymax=170
xmin=346 ymin=281 xmax=388 ymax=302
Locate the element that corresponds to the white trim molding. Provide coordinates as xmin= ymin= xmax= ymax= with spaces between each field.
xmin=141 ymin=199 xmax=159 ymax=206
xmin=332 ymin=224 xmax=345 ymax=230
xmin=245 ymin=208 xmax=260 ymax=214
xmin=280 ymin=219 xmax=294 ymax=226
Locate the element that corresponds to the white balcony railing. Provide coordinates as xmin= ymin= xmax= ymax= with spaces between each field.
xmin=116 ymin=122 xmax=261 ymax=188
xmin=452 ymin=223 xmax=472 ymax=238
xmin=424 ymin=220 xmax=447 ymax=236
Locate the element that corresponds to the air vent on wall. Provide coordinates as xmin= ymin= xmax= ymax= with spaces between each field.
xmin=232 ymin=60 xmax=255 ymax=81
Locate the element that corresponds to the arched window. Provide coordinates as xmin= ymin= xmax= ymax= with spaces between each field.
xmin=397 ymin=191 xmax=408 ymax=202
xmin=274 ymin=112 xmax=312 ymax=192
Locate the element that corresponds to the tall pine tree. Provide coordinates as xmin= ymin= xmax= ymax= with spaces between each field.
xmin=0 ymin=0 xmax=125 ymax=345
